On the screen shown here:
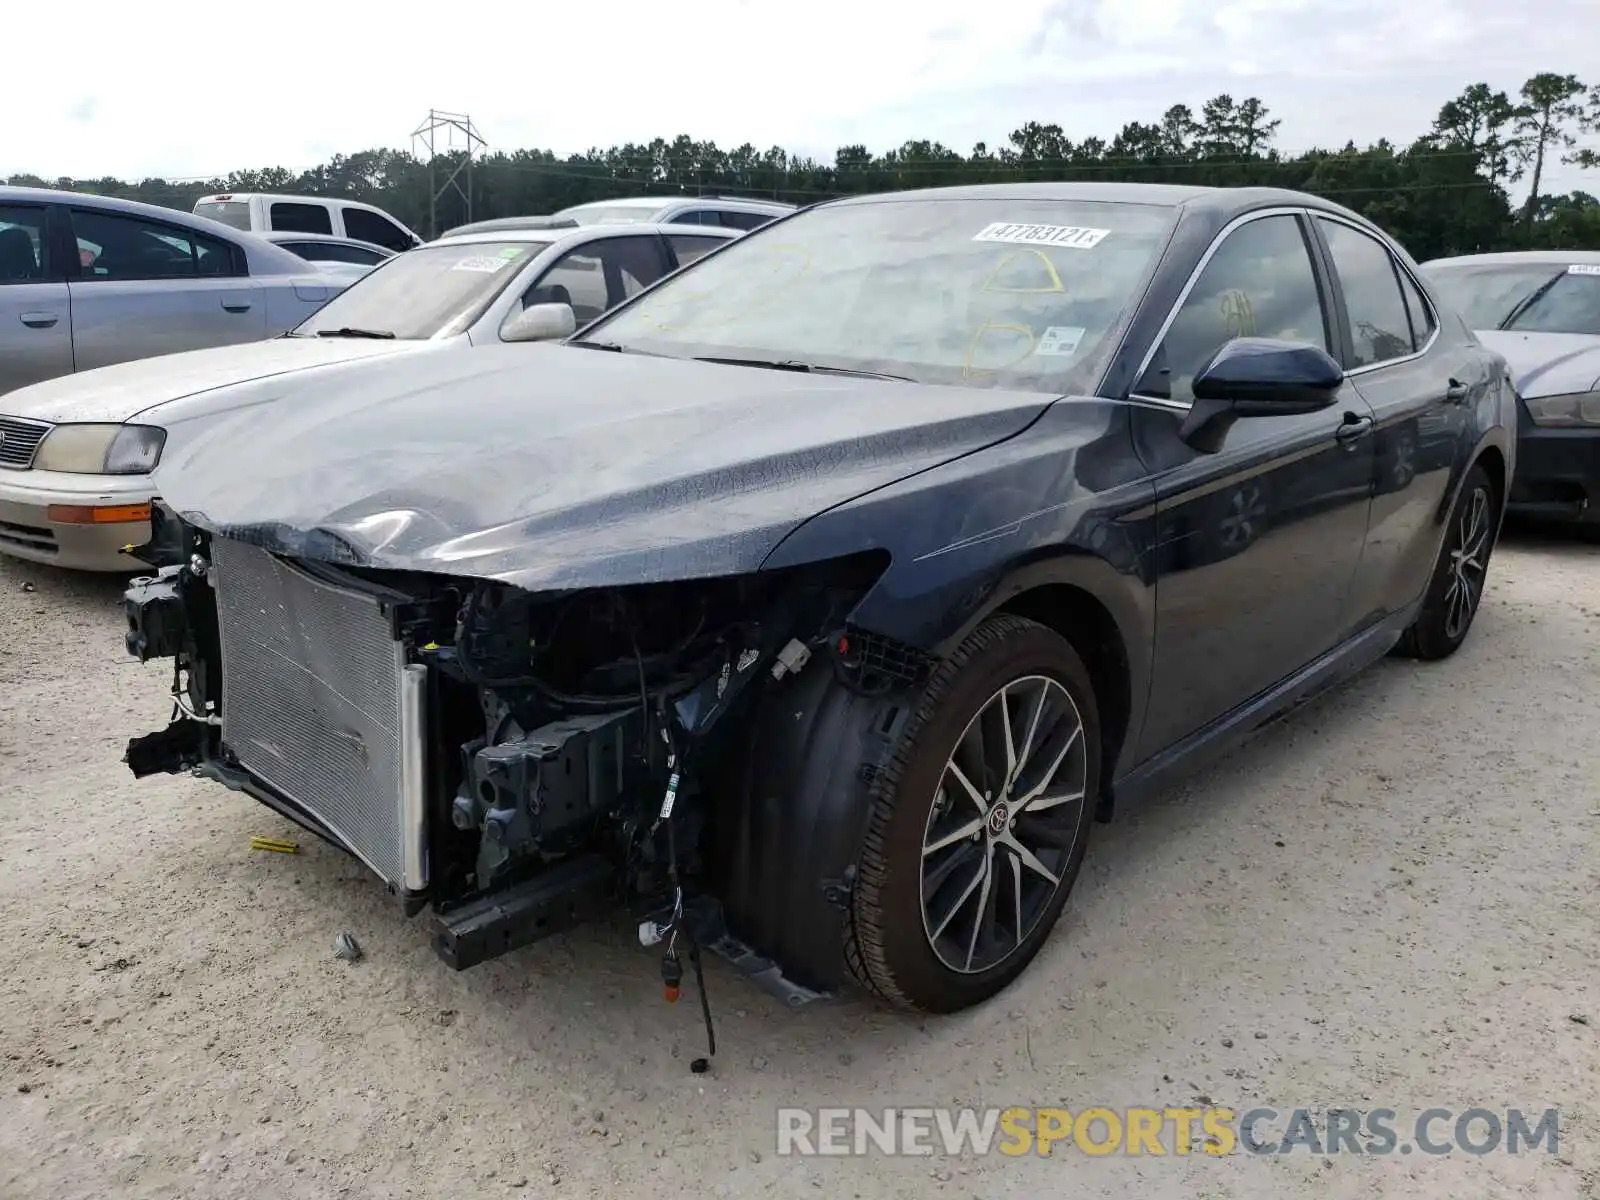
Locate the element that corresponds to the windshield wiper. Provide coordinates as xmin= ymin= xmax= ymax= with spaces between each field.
xmin=1497 ymin=271 xmax=1566 ymax=331
xmin=315 ymin=327 xmax=396 ymax=339
xmin=570 ymin=340 xmax=676 ymax=359
xmin=692 ymin=355 xmax=912 ymax=382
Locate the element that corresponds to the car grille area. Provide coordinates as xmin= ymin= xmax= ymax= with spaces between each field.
xmin=212 ymin=537 xmax=413 ymax=888
xmin=0 ymin=416 xmax=51 ymax=468
xmin=0 ymin=518 xmax=56 ymax=555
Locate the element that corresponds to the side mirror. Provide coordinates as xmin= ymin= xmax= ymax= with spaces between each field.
xmin=501 ymin=302 xmax=577 ymax=344
xmin=1180 ymin=337 xmax=1344 ymax=453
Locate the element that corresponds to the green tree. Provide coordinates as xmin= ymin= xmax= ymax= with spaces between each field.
xmin=1430 ymin=83 xmax=1518 ymax=185
xmin=1510 ymin=72 xmax=1589 ymax=230
xmin=1569 ymin=84 xmax=1600 ymax=168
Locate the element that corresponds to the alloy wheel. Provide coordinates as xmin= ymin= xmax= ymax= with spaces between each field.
xmin=1444 ymin=484 xmax=1491 ymax=641
xmin=919 ymin=674 xmax=1089 ymax=975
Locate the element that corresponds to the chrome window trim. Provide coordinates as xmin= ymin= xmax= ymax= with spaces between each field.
xmin=1125 ymin=205 xmax=1442 ymax=409
xmin=1126 ymin=206 xmax=1310 ymax=408
xmin=1125 ymin=395 xmax=1192 ymax=414
xmin=1310 ymin=211 xmax=1441 ymax=376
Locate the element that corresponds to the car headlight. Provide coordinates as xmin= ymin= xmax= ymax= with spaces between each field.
xmin=33 ymin=424 xmax=166 ymax=474
xmin=1524 ymin=391 xmax=1600 ymax=427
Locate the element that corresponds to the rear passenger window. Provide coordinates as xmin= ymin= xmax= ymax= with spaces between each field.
xmin=1316 ymin=218 xmax=1415 ymax=367
xmin=668 ymin=234 xmax=725 ymax=266
xmin=715 ymin=210 xmax=769 ymax=231
xmin=0 ymin=205 xmax=50 ymax=282
xmin=269 ymin=202 xmax=334 ymax=235
xmin=342 ymin=207 xmax=413 ymax=252
xmin=283 ymin=241 xmax=383 ymax=265
xmin=69 ymin=210 xmax=238 ymax=281
xmin=1396 ymin=269 xmax=1437 ymax=350
xmin=1137 ymin=214 xmax=1329 ymax=404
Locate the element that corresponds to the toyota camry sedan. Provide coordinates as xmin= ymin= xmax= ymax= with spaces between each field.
xmin=121 ymin=182 xmax=1514 ymax=1026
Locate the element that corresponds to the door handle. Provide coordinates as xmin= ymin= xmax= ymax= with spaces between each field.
xmin=221 ymin=301 xmax=253 ymax=314
xmin=1336 ymin=414 xmax=1374 ymax=445
xmin=19 ymin=311 xmax=59 ymax=328
xmin=1445 ymin=378 xmax=1470 ymax=403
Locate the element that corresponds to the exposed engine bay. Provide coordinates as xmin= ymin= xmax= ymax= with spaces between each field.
xmin=122 ymin=505 xmax=927 ymax=1066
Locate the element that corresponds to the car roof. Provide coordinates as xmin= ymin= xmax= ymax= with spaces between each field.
xmin=429 ymin=221 xmax=741 ymax=248
xmin=560 ymin=194 xmax=796 ymax=214
xmin=1421 ymin=249 xmax=1600 ymax=268
xmin=196 ymin=191 xmax=362 ymax=207
xmin=823 ymin=180 xmax=1364 ymax=220
xmin=2 ymin=184 xmax=238 ymax=220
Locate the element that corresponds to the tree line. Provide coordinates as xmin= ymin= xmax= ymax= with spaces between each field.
xmin=10 ymin=73 xmax=1599 ymax=262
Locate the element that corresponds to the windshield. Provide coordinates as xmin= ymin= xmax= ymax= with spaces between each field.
xmin=1425 ymin=262 xmax=1600 ymax=335
xmin=559 ymin=204 xmax=657 ymax=225
xmin=292 ymin=240 xmax=550 ymax=339
xmin=581 ymin=198 xmax=1175 ymax=392
xmin=195 ymin=201 xmax=251 ymax=230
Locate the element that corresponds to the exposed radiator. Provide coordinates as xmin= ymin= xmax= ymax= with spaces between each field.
xmin=212 ymin=537 xmax=427 ymax=891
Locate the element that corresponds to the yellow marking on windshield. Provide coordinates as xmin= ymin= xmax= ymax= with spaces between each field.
xmin=963 ymin=321 xmax=1038 ymax=379
xmin=980 ymin=249 xmax=1065 ymax=295
xmin=1220 ymin=289 xmax=1255 ymax=337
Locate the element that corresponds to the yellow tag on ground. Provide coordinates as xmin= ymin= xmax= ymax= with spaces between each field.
xmin=249 ymin=835 xmax=300 ymax=854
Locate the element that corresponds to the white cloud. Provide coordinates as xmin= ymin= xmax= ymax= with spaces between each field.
xmin=3 ymin=0 xmax=1596 ymax=197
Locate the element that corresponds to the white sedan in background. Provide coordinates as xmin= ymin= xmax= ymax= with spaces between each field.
xmin=0 ymin=220 xmax=739 ymax=570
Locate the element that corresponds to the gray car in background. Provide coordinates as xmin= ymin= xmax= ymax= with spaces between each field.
xmin=0 ymin=187 xmax=354 ymax=395
xmin=1423 ymin=250 xmax=1600 ymax=524
xmin=260 ymin=230 xmax=396 ymax=268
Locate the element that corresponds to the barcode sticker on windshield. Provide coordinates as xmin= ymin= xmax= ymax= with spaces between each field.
xmin=451 ymin=255 xmax=514 ymax=273
xmin=974 ymin=223 xmax=1109 ymax=250
xmin=1567 ymin=264 xmax=1600 ymax=275
xmin=1037 ymin=326 xmax=1086 ymax=356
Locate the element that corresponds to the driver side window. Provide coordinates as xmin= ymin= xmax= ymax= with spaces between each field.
xmin=522 ymin=237 xmax=664 ymax=325
xmin=1137 ymin=214 xmax=1329 ymax=404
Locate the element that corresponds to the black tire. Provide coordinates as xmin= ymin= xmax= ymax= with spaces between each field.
xmin=844 ymin=615 xmax=1100 ymax=1013
xmin=1395 ymin=463 xmax=1498 ymax=660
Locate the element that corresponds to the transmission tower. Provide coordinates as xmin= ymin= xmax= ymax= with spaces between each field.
xmin=411 ymin=109 xmax=487 ymax=238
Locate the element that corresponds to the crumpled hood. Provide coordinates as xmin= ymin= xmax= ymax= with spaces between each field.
xmin=153 ymin=342 xmax=1058 ymax=590
xmin=1475 ymin=330 xmax=1600 ymax=399
xmin=1 ymin=337 xmax=416 ymax=425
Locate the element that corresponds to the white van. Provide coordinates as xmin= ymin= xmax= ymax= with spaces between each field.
xmin=192 ymin=193 xmax=422 ymax=254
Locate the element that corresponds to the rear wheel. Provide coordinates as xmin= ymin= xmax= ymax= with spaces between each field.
xmin=845 ymin=615 xmax=1099 ymax=1013
xmin=1396 ymin=463 xmax=1498 ymax=660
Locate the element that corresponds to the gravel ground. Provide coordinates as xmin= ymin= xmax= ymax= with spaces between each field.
xmin=1 ymin=530 xmax=1596 ymax=1200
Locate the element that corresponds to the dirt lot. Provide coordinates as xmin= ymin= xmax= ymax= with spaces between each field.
xmin=1 ymin=531 xmax=1596 ymax=1200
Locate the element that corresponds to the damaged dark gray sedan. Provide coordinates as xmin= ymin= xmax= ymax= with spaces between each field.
xmin=121 ymin=183 xmax=1515 ymax=1023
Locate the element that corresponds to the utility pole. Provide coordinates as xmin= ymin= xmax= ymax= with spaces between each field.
xmin=411 ymin=109 xmax=487 ymax=238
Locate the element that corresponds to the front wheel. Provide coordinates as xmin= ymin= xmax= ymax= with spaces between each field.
xmin=1395 ymin=463 xmax=1498 ymax=660
xmin=845 ymin=615 xmax=1100 ymax=1013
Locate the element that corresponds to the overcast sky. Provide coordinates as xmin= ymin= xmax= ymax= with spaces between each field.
xmin=7 ymin=0 xmax=1598 ymax=197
